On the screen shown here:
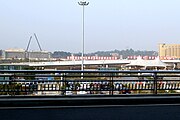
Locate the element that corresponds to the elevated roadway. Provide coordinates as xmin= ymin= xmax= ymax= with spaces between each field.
xmin=1 ymin=95 xmax=180 ymax=120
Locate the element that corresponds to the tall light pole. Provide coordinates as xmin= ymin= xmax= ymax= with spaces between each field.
xmin=78 ymin=0 xmax=89 ymax=72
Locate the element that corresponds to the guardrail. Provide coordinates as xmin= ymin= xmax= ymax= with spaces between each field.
xmin=0 ymin=70 xmax=180 ymax=96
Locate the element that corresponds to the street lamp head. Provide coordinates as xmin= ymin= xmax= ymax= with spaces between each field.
xmin=78 ymin=1 xmax=89 ymax=6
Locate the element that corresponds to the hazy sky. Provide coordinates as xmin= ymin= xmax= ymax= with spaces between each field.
xmin=0 ymin=0 xmax=180 ymax=53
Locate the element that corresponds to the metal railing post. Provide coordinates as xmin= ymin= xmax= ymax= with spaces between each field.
xmin=153 ymin=73 xmax=158 ymax=94
xmin=63 ymin=73 xmax=66 ymax=95
xmin=10 ymin=73 xmax=16 ymax=96
xmin=110 ymin=73 xmax=114 ymax=95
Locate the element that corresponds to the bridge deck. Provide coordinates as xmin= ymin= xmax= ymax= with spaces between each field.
xmin=1 ymin=95 xmax=180 ymax=120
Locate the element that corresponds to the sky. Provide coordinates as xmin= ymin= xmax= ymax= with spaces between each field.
xmin=0 ymin=0 xmax=180 ymax=53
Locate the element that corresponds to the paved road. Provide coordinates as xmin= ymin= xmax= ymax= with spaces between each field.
xmin=1 ymin=104 xmax=180 ymax=120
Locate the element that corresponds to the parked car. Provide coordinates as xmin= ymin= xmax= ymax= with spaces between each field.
xmin=65 ymin=91 xmax=73 ymax=95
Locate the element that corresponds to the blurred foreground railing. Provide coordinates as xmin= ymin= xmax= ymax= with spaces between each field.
xmin=0 ymin=70 xmax=180 ymax=96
